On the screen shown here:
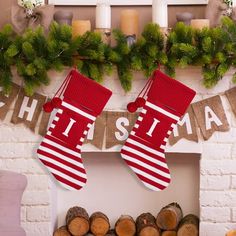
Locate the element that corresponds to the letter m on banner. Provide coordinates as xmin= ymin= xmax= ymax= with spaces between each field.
xmin=168 ymin=107 xmax=198 ymax=145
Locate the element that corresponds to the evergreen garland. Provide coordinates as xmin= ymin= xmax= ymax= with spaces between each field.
xmin=2 ymin=16 xmax=236 ymax=96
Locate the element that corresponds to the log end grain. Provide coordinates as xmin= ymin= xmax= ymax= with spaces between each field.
xmin=68 ymin=217 xmax=90 ymax=236
xmin=157 ymin=209 xmax=178 ymax=230
xmin=177 ymin=214 xmax=199 ymax=236
xmin=66 ymin=206 xmax=90 ymax=236
xmin=90 ymin=212 xmax=110 ymax=236
xmin=53 ymin=226 xmax=71 ymax=236
xmin=177 ymin=225 xmax=198 ymax=236
xmin=162 ymin=231 xmax=177 ymax=236
xmin=140 ymin=226 xmax=161 ymax=236
xmin=226 ymin=230 xmax=236 ymax=236
xmin=156 ymin=203 xmax=183 ymax=231
xmin=136 ymin=213 xmax=160 ymax=236
xmin=115 ymin=215 xmax=136 ymax=236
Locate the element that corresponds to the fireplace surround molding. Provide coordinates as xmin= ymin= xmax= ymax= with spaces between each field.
xmin=0 ymin=67 xmax=236 ymax=236
xmin=50 ymin=67 xmax=236 ymax=236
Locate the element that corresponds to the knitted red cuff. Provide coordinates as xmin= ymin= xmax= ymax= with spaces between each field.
xmin=147 ymin=70 xmax=196 ymax=116
xmin=63 ymin=70 xmax=112 ymax=116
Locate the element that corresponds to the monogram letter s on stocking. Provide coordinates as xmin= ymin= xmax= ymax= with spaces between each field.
xmin=37 ymin=69 xmax=112 ymax=190
xmin=121 ymin=70 xmax=196 ymax=191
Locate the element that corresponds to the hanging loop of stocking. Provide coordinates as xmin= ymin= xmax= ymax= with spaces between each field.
xmin=127 ymin=69 xmax=157 ymax=113
xmin=43 ymin=69 xmax=75 ymax=113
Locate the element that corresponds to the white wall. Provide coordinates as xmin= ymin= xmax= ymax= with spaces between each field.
xmin=57 ymin=153 xmax=200 ymax=227
xmin=0 ymin=67 xmax=236 ymax=235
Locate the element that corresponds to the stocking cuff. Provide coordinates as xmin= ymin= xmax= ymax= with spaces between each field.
xmin=63 ymin=70 xmax=112 ymax=116
xmin=147 ymin=70 xmax=196 ymax=116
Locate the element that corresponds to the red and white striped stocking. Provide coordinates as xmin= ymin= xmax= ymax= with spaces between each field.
xmin=37 ymin=69 xmax=112 ymax=190
xmin=121 ymin=70 xmax=196 ymax=191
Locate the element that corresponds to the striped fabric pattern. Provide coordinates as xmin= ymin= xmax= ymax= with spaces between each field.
xmin=37 ymin=102 xmax=95 ymax=190
xmin=121 ymin=100 xmax=180 ymax=191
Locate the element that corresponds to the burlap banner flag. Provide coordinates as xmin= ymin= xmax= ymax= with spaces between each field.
xmin=106 ymin=112 xmax=138 ymax=149
xmin=0 ymin=83 xmax=20 ymax=120
xmin=168 ymin=106 xmax=198 ymax=145
xmin=2 ymin=81 xmax=236 ymax=147
xmin=38 ymin=98 xmax=51 ymax=137
xmin=192 ymin=95 xmax=230 ymax=140
xmin=225 ymin=87 xmax=236 ymax=117
xmin=11 ymin=91 xmax=47 ymax=131
xmin=85 ymin=111 xmax=107 ymax=150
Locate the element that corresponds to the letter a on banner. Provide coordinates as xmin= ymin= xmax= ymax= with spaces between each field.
xmin=192 ymin=95 xmax=229 ymax=140
xmin=205 ymin=106 xmax=223 ymax=130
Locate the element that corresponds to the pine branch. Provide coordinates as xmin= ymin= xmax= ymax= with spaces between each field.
xmin=0 ymin=17 xmax=236 ymax=95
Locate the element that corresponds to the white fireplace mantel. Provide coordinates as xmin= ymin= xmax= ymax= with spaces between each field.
xmin=48 ymin=67 xmax=236 ymax=236
xmin=1 ymin=67 xmax=235 ymax=236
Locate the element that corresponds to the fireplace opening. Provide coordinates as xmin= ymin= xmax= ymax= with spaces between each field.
xmin=56 ymin=152 xmax=200 ymax=227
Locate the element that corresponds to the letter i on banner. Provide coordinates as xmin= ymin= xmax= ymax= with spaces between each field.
xmin=168 ymin=106 xmax=198 ymax=145
xmin=192 ymin=95 xmax=229 ymax=140
xmin=11 ymin=91 xmax=47 ymax=131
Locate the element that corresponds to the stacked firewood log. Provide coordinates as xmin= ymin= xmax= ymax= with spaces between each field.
xmin=53 ymin=203 xmax=199 ymax=236
xmin=226 ymin=230 xmax=236 ymax=236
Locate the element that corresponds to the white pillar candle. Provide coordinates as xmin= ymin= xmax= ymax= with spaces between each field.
xmin=96 ymin=1 xmax=111 ymax=29
xmin=152 ymin=0 xmax=168 ymax=28
xmin=233 ymin=0 xmax=236 ymax=7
